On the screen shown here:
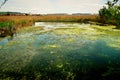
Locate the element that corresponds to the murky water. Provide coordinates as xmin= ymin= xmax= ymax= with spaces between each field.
xmin=0 ymin=22 xmax=120 ymax=80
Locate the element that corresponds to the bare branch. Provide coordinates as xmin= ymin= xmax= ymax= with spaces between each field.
xmin=0 ymin=0 xmax=8 ymax=8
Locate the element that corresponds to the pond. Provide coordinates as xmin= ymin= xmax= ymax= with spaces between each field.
xmin=0 ymin=22 xmax=120 ymax=80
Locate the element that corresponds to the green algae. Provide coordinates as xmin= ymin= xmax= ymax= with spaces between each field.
xmin=91 ymin=25 xmax=120 ymax=36
xmin=0 ymin=22 xmax=120 ymax=80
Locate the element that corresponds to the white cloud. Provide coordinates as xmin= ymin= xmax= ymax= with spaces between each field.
xmin=0 ymin=0 xmax=104 ymax=14
xmin=55 ymin=0 xmax=103 ymax=13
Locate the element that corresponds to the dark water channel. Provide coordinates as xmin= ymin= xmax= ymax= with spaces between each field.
xmin=0 ymin=22 xmax=120 ymax=80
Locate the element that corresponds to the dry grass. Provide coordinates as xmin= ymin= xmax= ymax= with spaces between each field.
xmin=34 ymin=15 xmax=97 ymax=21
xmin=0 ymin=15 xmax=97 ymax=29
xmin=0 ymin=15 xmax=97 ymax=21
xmin=0 ymin=16 xmax=33 ymax=29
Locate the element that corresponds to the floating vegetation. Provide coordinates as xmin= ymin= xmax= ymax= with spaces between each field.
xmin=0 ymin=22 xmax=120 ymax=80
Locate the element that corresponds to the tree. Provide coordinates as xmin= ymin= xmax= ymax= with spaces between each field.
xmin=0 ymin=0 xmax=8 ymax=8
xmin=106 ymin=0 xmax=119 ymax=8
xmin=99 ymin=0 xmax=120 ymax=27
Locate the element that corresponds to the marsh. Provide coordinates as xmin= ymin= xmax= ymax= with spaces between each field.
xmin=0 ymin=22 xmax=120 ymax=80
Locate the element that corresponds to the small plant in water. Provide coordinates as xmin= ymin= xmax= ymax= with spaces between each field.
xmin=0 ymin=21 xmax=16 ymax=37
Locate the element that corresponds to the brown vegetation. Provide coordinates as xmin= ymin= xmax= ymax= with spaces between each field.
xmin=0 ymin=15 xmax=97 ymax=37
xmin=0 ymin=14 xmax=97 ymax=23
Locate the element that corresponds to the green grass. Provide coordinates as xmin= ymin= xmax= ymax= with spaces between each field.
xmin=0 ymin=21 xmax=14 ymax=28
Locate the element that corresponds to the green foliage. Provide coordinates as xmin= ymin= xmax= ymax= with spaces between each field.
xmin=106 ymin=0 xmax=119 ymax=8
xmin=20 ymin=20 xmax=26 ymax=26
xmin=99 ymin=0 xmax=120 ymax=28
xmin=0 ymin=21 xmax=14 ymax=28
xmin=0 ymin=21 xmax=15 ymax=37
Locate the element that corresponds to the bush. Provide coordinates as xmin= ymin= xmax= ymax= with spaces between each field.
xmin=0 ymin=21 xmax=16 ymax=37
xmin=20 ymin=20 xmax=26 ymax=27
xmin=99 ymin=0 xmax=120 ymax=28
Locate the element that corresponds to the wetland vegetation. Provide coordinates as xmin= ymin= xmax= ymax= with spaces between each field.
xmin=0 ymin=22 xmax=120 ymax=80
xmin=0 ymin=0 xmax=120 ymax=80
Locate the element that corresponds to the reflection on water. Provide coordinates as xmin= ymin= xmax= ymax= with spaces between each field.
xmin=0 ymin=22 xmax=120 ymax=80
xmin=0 ymin=38 xmax=9 ymax=45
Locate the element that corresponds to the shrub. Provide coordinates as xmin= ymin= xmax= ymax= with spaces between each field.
xmin=99 ymin=0 xmax=120 ymax=28
xmin=20 ymin=20 xmax=26 ymax=27
xmin=0 ymin=21 xmax=16 ymax=37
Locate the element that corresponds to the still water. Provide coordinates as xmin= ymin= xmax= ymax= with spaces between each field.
xmin=0 ymin=22 xmax=120 ymax=80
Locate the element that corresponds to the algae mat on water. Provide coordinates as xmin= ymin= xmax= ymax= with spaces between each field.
xmin=0 ymin=22 xmax=120 ymax=80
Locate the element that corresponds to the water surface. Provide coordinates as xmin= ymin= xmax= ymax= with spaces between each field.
xmin=0 ymin=22 xmax=120 ymax=80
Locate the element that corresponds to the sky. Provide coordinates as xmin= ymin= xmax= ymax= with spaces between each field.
xmin=0 ymin=0 xmax=106 ymax=14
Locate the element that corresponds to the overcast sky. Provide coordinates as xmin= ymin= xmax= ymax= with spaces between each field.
xmin=0 ymin=0 xmax=106 ymax=14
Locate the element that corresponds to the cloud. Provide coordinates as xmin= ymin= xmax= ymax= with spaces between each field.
xmin=0 ymin=0 xmax=104 ymax=14
xmin=55 ymin=0 xmax=103 ymax=13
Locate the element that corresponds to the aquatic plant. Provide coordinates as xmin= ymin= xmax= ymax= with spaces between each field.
xmin=0 ymin=22 xmax=120 ymax=80
xmin=0 ymin=21 xmax=16 ymax=37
